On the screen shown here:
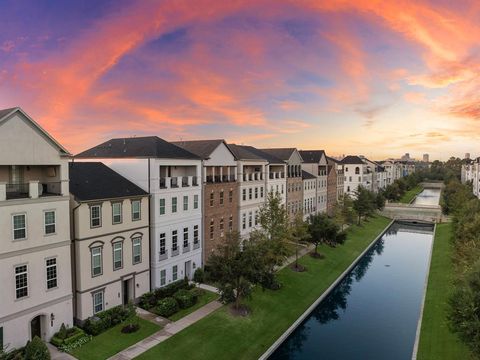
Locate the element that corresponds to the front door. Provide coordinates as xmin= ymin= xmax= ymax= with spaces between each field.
xmin=30 ymin=316 xmax=42 ymax=340
xmin=185 ymin=261 xmax=191 ymax=279
xmin=123 ymin=280 xmax=130 ymax=305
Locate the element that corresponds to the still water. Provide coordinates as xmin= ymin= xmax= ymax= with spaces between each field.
xmin=270 ymin=221 xmax=434 ymax=360
xmin=412 ymin=188 xmax=441 ymax=206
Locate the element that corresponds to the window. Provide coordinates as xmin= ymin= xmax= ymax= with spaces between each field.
xmin=242 ymin=213 xmax=246 ymax=230
xmin=91 ymin=247 xmax=102 ymax=276
xmin=355 ymin=167 xmax=360 ymax=175
xmin=13 ymin=214 xmax=26 ymax=240
xmin=172 ymin=265 xmax=178 ymax=281
xmin=255 ymin=187 xmax=258 ymax=199
xmin=160 ymin=269 xmax=166 ymax=286
xmin=183 ymin=195 xmax=188 ymax=211
xmin=46 ymin=258 xmax=57 ymax=289
xmin=254 ymin=210 xmax=259 ymax=226
xmin=172 ymin=197 xmax=177 ymax=213
xmin=132 ymin=237 xmax=142 ymax=264
xmin=248 ymin=212 xmax=252 ymax=227
xmin=210 ymin=219 xmax=214 ymax=239
xmin=210 ymin=192 xmax=214 ymax=207
xmin=229 ymin=189 xmax=233 ymax=203
xmin=242 ymin=189 xmax=246 ymax=201
xmin=249 ymin=188 xmax=252 ymax=200
xmin=132 ymin=200 xmax=141 ymax=221
xmin=159 ymin=233 xmax=166 ymax=255
xmin=229 ymin=215 xmax=233 ymax=230
xmin=159 ymin=198 xmax=166 ymax=215
xmin=194 ymin=195 xmax=199 ymax=209
xmin=15 ymin=265 xmax=28 ymax=299
xmin=219 ymin=217 xmax=224 ymax=230
xmin=93 ymin=291 xmax=104 ymax=314
xmin=90 ymin=205 xmax=101 ymax=228
xmin=112 ymin=203 xmax=122 ymax=224
xmin=44 ymin=211 xmax=56 ymax=234
xmin=113 ymin=242 xmax=123 ymax=270
xmin=194 ymin=225 xmax=199 ymax=244
xmin=219 ymin=190 xmax=224 ymax=205
xmin=183 ymin=227 xmax=189 ymax=247
xmin=260 ymin=187 xmax=264 ymax=198
xmin=172 ymin=230 xmax=178 ymax=251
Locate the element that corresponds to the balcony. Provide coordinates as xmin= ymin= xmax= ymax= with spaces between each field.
xmin=269 ymin=172 xmax=285 ymax=180
xmin=159 ymin=176 xmax=199 ymax=190
xmin=193 ymin=241 xmax=200 ymax=250
xmin=158 ymin=249 xmax=168 ymax=261
xmin=242 ymin=172 xmax=263 ymax=182
xmin=183 ymin=243 xmax=190 ymax=253
xmin=1 ymin=181 xmax=65 ymax=201
xmin=171 ymin=248 xmax=179 ymax=257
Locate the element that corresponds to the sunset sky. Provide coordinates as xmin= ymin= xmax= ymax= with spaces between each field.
xmin=1 ymin=0 xmax=480 ymax=160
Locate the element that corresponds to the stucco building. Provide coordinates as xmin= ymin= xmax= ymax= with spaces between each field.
xmin=299 ymin=150 xmax=328 ymax=214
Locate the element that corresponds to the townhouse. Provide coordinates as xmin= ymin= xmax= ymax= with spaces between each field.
xmin=69 ymin=162 xmax=150 ymax=323
xmin=76 ymin=136 xmax=203 ymax=288
xmin=227 ymin=145 xmax=268 ymax=238
xmin=172 ymin=140 xmax=238 ymax=261
xmin=260 ymin=148 xmax=303 ymax=220
xmin=299 ymin=150 xmax=328 ymax=214
xmin=326 ymin=156 xmax=344 ymax=215
xmin=341 ymin=155 xmax=372 ymax=196
xmin=302 ymin=170 xmax=317 ymax=220
xmin=0 ymin=108 xmax=73 ymax=348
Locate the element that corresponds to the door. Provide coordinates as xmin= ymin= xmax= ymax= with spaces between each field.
xmin=30 ymin=315 xmax=42 ymax=340
xmin=185 ymin=261 xmax=192 ymax=279
xmin=123 ymin=279 xmax=130 ymax=305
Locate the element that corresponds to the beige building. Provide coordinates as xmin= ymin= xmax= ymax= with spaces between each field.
xmin=69 ymin=162 xmax=150 ymax=322
xmin=0 ymin=107 xmax=73 ymax=349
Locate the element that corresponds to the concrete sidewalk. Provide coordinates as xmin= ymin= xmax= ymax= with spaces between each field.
xmin=108 ymin=300 xmax=222 ymax=360
xmin=47 ymin=343 xmax=76 ymax=360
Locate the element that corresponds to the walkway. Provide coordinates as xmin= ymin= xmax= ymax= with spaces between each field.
xmin=108 ymin=300 xmax=222 ymax=360
xmin=47 ymin=343 xmax=76 ymax=360
xmin=277 ymin=243 xmax=315 ymax=271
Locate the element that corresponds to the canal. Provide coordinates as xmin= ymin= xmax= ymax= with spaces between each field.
xmin=413 ymin=188 xmax=442 ymax=206
xmin=269 ymin=221 xmax=435 ymax=360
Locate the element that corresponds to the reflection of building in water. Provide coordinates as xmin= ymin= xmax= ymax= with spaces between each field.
xmin=391 ymin=221 xmax=435 ymax=235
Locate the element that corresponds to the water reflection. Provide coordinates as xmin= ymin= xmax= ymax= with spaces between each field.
xmin=412 ymin=188 xmax=441 ymax=206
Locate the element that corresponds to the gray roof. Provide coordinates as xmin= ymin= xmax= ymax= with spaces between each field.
xmin=340 ymin=155 xmax=365 ymax=165
xmin=0 ymin=107 xmax=17 ymax=119
xmin=241 ymin=146 xmax=285 ymax=164
xmin=326 ymin=156 xmax=341 ymax=164
xmin=172 ymin=139 xmax=235 ymax=160
xmin=76 ymin=136 xmax=200 ymax=160
xmin=299 ymin=150 xmax=326 ymax=163
xmin=259 ymin=148 xmax=297 ymax=161
xmin=302 ymin=170 xmax=316 ymax=180
xmin=227 ymin=144 xmax=266 ymax=161
xmin=69 ymin=162 xmax=148 ymax=201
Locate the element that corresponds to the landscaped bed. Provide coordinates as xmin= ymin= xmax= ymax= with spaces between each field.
xmin=416 ymin=223 xmax=471 ymax=360
xmin=136 ymin=215 xmax=391 ymax=360
xmin=168 ymin=289 xmax=218 ymax=322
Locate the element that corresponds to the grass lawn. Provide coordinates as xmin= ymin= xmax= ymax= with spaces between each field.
xmin=399 ymin=184 xmax=423 ymax=203
xmin=137 ymin=215 xmax=391 ymax=360
xmin=417 ymin=223 xmax=471 ymax=360
xmin=168 ymin=290 xmax=219 ymax=322
xmin=71 ymin=317 xmax=160 ymax=360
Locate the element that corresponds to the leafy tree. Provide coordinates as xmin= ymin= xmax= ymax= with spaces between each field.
xmin=207 ymin=231 xmax=262 ymax=311
xmin=375 ymin=191 xmax=386 ymax=210
xmin=290 ymin=212 xmax=310 ymax=271
xmin=333 ymin=194 xmax=356 ymax=230
xmin=352 ymin=186 xmax=376 ymax=225
xmin=308 ymin=213 xmax=346 ymax=257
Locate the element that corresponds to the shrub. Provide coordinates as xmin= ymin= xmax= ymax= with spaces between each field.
xmin=138 ymin=292 xmax=156 ymax=310
xmin=51 ymin=326 xmax=84 ymax=348
xmin=57 ymin=323 xmax=68 ymax=340
xmin=58 ymin=335 xmax=92 ymax=353
xmin=82 ymin=304 xmax=135 ymax=336
xmin=138 ymin=279 xmax=192 ymax=311
xmin=193 ymin=268 xmax=205 ymax=283
xmin=154 ymin=297 xmax=178 ymax=317
xmin=190 ymin=288 xmax=204 ymax=302
xmin=174 ymin=289 xmax=196 ymax=309
xmin=24 ymin=337 xmax=50 ymax=360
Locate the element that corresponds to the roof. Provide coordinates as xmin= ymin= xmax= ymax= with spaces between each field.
xmin=172 ymin=139 xmax=235 ymax=160
xmin=241 ymin=146 xmax=285 ymax=164
xmin=227 ymin=144 xmax=267 ymax=161
xmin=340 ymin=155 xmax=365 ymax=165
xmin=69 ymin=162 xmax=148 ymax=201
xmin=0 ymin=107 xmax=71 ymax=156
xmin=326 ymin=156 xmax=341 ymax=164
xmin=259 ymin=148 xmax=297 ymax=161
xmin=76 ymin=136 xmax=200 ymax=160
xmin=299 ymin=150 xmax=325 ymax=163
xmin=302 ymin=170 xmax=316 ymax=180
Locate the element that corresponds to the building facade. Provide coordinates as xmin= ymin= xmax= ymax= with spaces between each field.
xmin=300 ymin=150 xmax=328 ymax=214
xmin=302 ymin=170 xmax=317 ymax=220
xmin=69 ymin=162 xmax=150 ymax=323
xmin=0 ymin=108 xmax=73 ymax=349
xmin=326 ymin=156 xmax=344 ymax=215
xmin=76 ymin=136 xmax=203 ymax=289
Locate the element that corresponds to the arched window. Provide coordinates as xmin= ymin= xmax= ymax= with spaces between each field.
xmin=355 ymin=167 xmax=360 ymax=175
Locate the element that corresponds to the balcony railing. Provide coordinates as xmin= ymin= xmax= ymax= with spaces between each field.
xmin=158 ymin=249 xmax=168 ymax=261
xmin=183 ymin=243 xmax=190 ymax=253
xmin=2 ymin=181 xmax=65 ymax=201
xmin=182 ymin=176 xmax=189 ymax=187
xmin=243 ymin=172 xmax=263 ymax=182
xmin=193 ymin=241 xmax=200 ymax=250
xmin=6 ymin=183 xmax=29 ymax=200
xmin=171 ymin=177 xmax=178 ymax=188
xmin=171 ymin=247 xmax=179 ymax=257
xmin=159 ymin=176 xmax=199 ymax=189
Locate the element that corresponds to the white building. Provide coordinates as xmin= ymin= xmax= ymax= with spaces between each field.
xmin=69 ymin=162 xmax=150 ymax=322
xmin=302 ymin=170 xmax=317 ymax=220
xmin=461 ymin=159 xmax=474 ymax=185
xmin=341 ymin=155 xmax=372 ymax=196
xmin=228 ymin=145 xmax=268 ymax=238
xmin=0 ymin=107 xmax=73 ymax=349
xmin=299 ymin=150 xmax=328 ymax=214
xmin=76 ymin=136 xmax=203 ymax=289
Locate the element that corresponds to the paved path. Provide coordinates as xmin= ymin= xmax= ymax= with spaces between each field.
xmin=277 ymin=244 xmax=315 ymax=271
xmin=47 ymin=343 xmax=76 ymax=360
xmin=196 ymin=283 xmax=220 ymax=294
xmin=108 ymin=300 xmax=222 ymax=360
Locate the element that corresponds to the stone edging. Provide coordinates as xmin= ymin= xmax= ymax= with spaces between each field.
xmin=258 ymin=219 xmax=395 ymax=360
xmin=411 ymin=223 xmax=437 ymax=360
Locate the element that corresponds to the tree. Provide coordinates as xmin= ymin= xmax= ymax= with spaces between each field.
xmin=308 ymin=213 xmax=346 ymax=257
xmin=207 ymin=231 xmax=262 ymax=313
xmin=333 ymin=194 xmax=356 ymax=230
xmin=375 ymin=191 xmax=386 ymax=210
xmin=24 ymin=336 xmax=50 ymax=360
xmin=290 ymin=212 xmax=310 ymax=271
xmin=352 ymin=186 xmax=375 ymax=225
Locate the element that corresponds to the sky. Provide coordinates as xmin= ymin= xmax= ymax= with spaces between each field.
xmin=1 ymin=0 xmax=480 ymax=160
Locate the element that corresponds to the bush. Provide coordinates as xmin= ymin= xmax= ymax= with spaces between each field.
xmin=174 ymin=289 xmax=196 ymax=309
xmin=193 ymin=268 xmax=205 ymax=283
xmin=57 ymin=323 xmax=68 ymax=340
xmin=1 ymin=347 xmax=26 ymax=360
xmin=24 ymin=337 xmax=50 ymax=360
xmin=190 ymin=288 xmax=204 ymax=302
xmin=82 ymin=304 xmax=135 ymax=336
xmin=51 ymin=326 xmax=84 ymax=348
xmin=138 ymin=279 xmax=192 ymax=311
xmin=154 ymin=297 xmax=179 ymax=317
xmin=58 ymin=335 xmax=92 ymax=353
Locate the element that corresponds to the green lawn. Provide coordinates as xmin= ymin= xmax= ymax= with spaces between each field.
xmin=417 ymin=223 xmax=471 ymax=360
xmin=168 ymin=290 xmax=219 ymax=322
xmin=137 ymin=215 xmax=391 ymax=360
xmin=399 ymin=184 xmax=423 ymax=203
xmin=71 ymin=317 xmax=160 ymax=360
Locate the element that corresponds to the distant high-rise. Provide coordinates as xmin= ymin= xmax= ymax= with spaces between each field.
xmin=423 ymin=154 xmax=429 ymax=162
xmin=465 ymin=153 xmax=471 ymax=159
xmin=401 ymin=153 xmax=411 ymax=161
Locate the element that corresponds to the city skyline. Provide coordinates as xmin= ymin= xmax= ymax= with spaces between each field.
xmin=1 ymin=0 xmax=479 ymax=159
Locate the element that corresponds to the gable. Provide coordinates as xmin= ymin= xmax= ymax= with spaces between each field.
xmin=288 ymin=149 xmax=303 ymax=165
xmin=204 ymin=142 xmax=237 ymax=166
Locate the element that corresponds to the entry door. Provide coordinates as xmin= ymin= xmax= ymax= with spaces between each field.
xmin=31 ymin=316 xmax=42 ymax=340
xmin=185 ymin=261 xmax=192 ymax=279
xmin=123 ymin=280 xmax=130 ymax=305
